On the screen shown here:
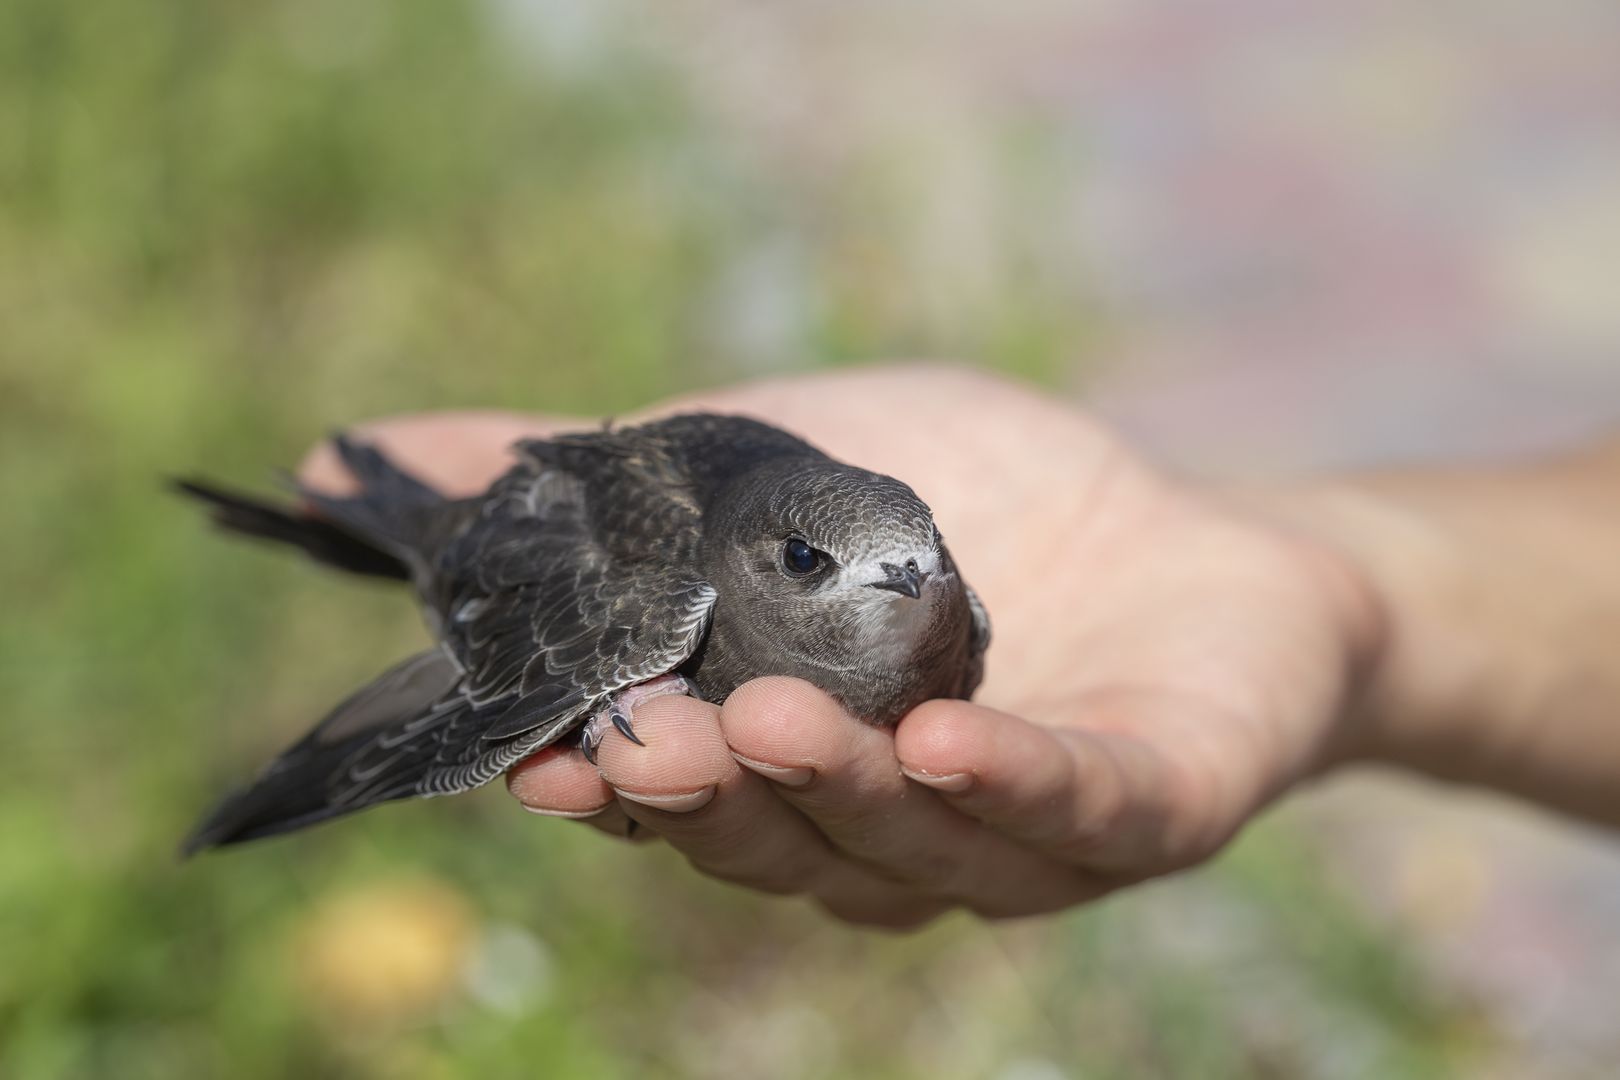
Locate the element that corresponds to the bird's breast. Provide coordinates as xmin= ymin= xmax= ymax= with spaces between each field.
xmin=685 ymin=579 xmax=973 ymax=725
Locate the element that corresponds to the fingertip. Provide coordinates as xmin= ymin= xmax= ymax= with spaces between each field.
xmin=814 ymin=894 xmax=949 ymax=933
xmin=719 ymin=676 xmax=857 ymax=767
xmin=893 ymin=699 xmax=1006 ymax=780
xmin=505 ymin=744 xmax=613 ymax=814
xmin=592 ymin=695 xmax=734 ymax=793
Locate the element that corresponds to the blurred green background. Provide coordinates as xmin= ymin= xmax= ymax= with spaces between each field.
xmin=0 ymin=2 xmax=1490 ymax=1077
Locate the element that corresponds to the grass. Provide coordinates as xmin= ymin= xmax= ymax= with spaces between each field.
xmin=0 ymin=2 xmax=1483 ymax=1076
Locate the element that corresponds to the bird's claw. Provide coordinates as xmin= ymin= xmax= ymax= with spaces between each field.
xmin=578 ymin=673 xmax=698 ymax=763
xmin=609 ymin=708 xmax=644 ymax=746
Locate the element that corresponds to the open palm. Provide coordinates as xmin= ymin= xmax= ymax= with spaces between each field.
xmin=302 ymin=366 xmax=1378 ymax=926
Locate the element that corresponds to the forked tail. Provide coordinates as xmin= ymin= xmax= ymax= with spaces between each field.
xmin=174 ymin=433 xmax=447 ymax=581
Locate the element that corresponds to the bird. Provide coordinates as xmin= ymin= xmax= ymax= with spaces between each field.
xmin=177 ymin=413 xmax=991 ymax=853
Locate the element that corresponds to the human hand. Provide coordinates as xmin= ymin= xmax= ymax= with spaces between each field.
xmin=301 ymin=366 xmax=1382 ymax=926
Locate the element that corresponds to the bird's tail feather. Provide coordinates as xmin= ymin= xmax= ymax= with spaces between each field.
xmin=173 ymin=479 xmax=411 ymax=580
xmin=174 ymin=432 xmax=446 ymax=580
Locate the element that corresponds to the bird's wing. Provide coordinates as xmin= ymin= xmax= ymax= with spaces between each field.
xmin=433 ymin=440 xmax=715 ymax=713
xmin=185 ymin=444 xmax=718 ymax=850
xmin=314 ymin=566 xmax=717 ymax=809
xmin=320 ymin=449 xmax=721 ymax=798
xmin=947 ymin=531 xmax=992 ymax=700
xmin=964 ymin=580 xmax=992 ymax=656
xmin=363 ymin=448 xmax=720 ymax=795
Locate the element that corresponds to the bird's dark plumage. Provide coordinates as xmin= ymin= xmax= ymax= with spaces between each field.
xmin=179 ymin=414 xmax=990 ymax=852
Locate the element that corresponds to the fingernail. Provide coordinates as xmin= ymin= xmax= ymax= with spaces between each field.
xmin=611 ymin=786 xmax=716 ymax=813
xmin=900 ymin=766 xmax=973 ymax=793
xmin=731 ymin=753 xmax=814 ymax=787
xmin=519 ymin=803 xmax=612 ymax=819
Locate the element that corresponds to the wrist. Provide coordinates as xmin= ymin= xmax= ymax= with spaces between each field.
xmin=1267 ymin=479 xmax=1476 ymax=773
xmin=1216 ymin=481 xmax=1394 ymax=773
xmin=1279 ymin=453 xmax=1620 ymax=824
xmin=1192 ymin=438 xmax=1620 ymax=825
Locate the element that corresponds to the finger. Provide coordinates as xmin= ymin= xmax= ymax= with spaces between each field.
xmin=591 ymin=694 xmax=949 ymax=928
xmin=295 ymin=411 xmax=568 ymax=496
xmin=894 ymin=691 xmax=1237 ymax=874
xmin=506 ymin=742 xmax=614 ymax=814
xmin=720 ymin=678 xmax=1107 ymax=917
xmin=504 ymin=743 xmax=651 ymax=841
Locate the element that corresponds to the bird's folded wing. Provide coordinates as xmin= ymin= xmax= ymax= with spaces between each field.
xmin=185 ymin=448 xmax=718 ymax=849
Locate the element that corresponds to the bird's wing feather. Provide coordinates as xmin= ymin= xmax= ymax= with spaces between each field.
xmin=182 ymin=648 xmax=464 ymax=852
xmin=346 ymin=446 xmax=719 ymax=799
xmin=964 ymin=580 xmax=992 ymax=655
xmin=186 ymin=438 xmax=718 ymax=850
xmin=319 ymin=446 xmax=721 ymax=801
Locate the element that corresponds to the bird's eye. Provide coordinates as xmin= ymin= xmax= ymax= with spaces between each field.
xmin=781 ymin=537 xmax=823 ymax=577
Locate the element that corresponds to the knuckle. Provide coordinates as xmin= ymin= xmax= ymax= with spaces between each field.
xmin=1155 ymin=744 xmax=1245 ymax=864
xmin=668 ymin=811 xmax=753 ymax=852
xmin=685 ymin=854 xmax=806 ymax=896
xmin=581 ymin=809 xmax=645 ymax=841
xmin=1050 ymin=770 xmax=1128 ymax=863
xmin=890 ymin=853 xmax=963 ymax=895
xmin=666 ymin=809 xmax=824 ymax=893
xmin=963 ymin=895 xmax=1035 ymax=920
xmin=814 ymin=894 xmax=944 ymax=932
xmin=786 ymin=796 xmax=872 ymax=836
xmin=965 ymin=869 xmax=1106 ymax=920
xmin=853 ymin=830 xmax=984 ymax=898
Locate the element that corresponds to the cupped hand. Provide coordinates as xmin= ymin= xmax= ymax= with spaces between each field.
xmin=301 ymin=366 xmax=1382 ymax=927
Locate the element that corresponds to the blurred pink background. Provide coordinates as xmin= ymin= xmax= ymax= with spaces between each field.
xmin=611 ymin=0 xmax=1620 ymax=466
xmin=607 ymin=1 xmax=1620 ymax=1071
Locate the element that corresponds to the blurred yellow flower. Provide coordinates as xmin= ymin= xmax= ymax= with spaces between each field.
xmin=291 ymin=876 xmax=476 ymax=1026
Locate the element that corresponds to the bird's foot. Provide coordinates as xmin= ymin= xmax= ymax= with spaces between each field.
xmin=579 ymin=674 xmax=699 ymax=764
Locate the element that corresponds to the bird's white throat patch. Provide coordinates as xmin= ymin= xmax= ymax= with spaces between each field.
xmin=844 ymin=557 xmax=948 ymax=663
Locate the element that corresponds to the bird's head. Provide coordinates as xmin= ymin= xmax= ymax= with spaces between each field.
xmin=705 ymin=460 xmax=953 ymax=663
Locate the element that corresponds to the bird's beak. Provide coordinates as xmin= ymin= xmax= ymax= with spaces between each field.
xmin=869 ymin=562 xmax=925 ymax=600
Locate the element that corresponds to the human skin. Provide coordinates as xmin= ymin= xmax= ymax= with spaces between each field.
xmin=299 ymin=366 xmax=1620 ymax=927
